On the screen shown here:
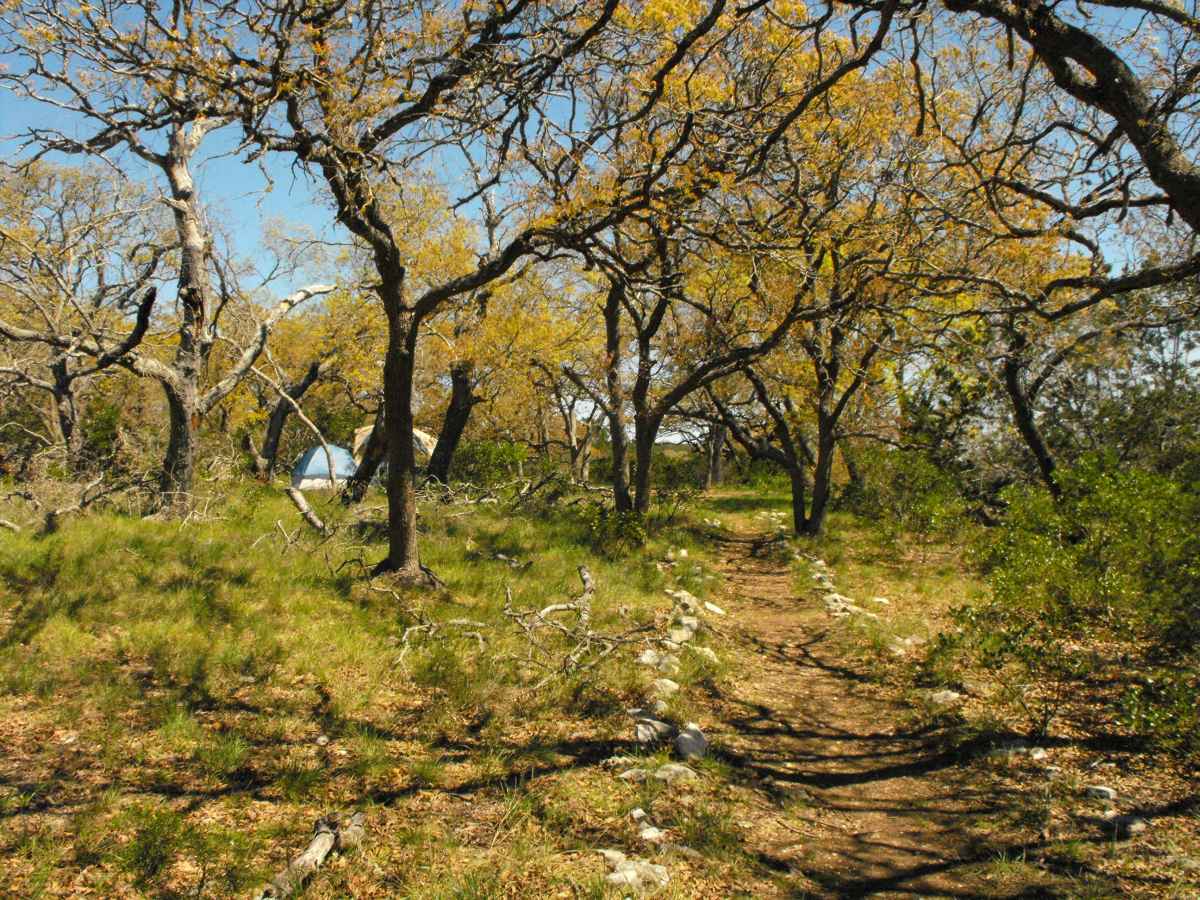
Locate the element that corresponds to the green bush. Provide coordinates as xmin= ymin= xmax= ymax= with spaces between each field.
xmin=960 ymin=455 xmax=1200 ymax=752
xmin=449 ymin=440 xmax=528 ymax=485
xmin=583 ymin=503 xmax=647 ymax=555
xmin=841 ymin=447 xmax=967 ymax=543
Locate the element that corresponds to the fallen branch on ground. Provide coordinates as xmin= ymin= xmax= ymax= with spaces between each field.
xmin=255 ymin=811 xmax=366 ymax=899
xmin=503 ymin=566 xmax=653 ymax=688
xmin=285 ymin=486 xmax=332 ymax=536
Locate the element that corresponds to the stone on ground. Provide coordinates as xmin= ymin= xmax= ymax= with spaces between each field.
xmin=653 ymin=763 xmax=698 ymax=784
xmin=602 ymin=855 xmax=670 ymax=894
xmin=639 ymin=825 xmax=667 ymax=844
xmin=702 ymin=601 xmax=726 ymax=616
xmin=674 ymin=723 xmax=708 ymax=760
xmin=690 ymin=646 xmax=719 ymax=664
xmin=667 ymin=626 xmax=695 ymax=644
xmin=927 ymin=689 xmax=963 ymax=707
xmin=1086 ymin=785 xmax=1118 ymax=801
xmin=635 ymin=717 xmax=674 ymax=743
xmin=649 ymin=678 xmax=680 ymax=699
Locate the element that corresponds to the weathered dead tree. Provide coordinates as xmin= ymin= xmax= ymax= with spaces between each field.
xmin=503 ymin=566 xmax=651 ymax=688
xmin=284 ymin=487 xmax=332 ymax=537
xmin=255 ymin=811 xmax=366 ymax=900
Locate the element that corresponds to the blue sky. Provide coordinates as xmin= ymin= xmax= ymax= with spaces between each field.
xmin=1 ymin=87 xmax=339 ymax=290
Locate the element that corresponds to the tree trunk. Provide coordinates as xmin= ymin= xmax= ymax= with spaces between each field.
xmin=426 ymin=360 xmax=477 ymax=485
xmin=603 ymin=285 xmax=633 ymax=512
xmin=158 ymin=143 xmax=213 ymax=509
xmin=702 ymin=422 xmax=726 ymax=490
xmin=803 ymin=424 xmax=837 ymax=536
xmin=632 ymin=415 xmax=661 ymax=515
xmin=50 ymin=359 xmax=84 ymax=471
xmin=569 ymin=415 xmax=593 ymax=483
xmin=160 ymin=381 xmax=198 ymax=504
xmin=788 ymin=466 xmax=809 ymax=535
xmin=1003 ymin=354 xmax=1061 ymax=499
xmin=256 ymin=360 xmax=325 ymax=479
xmin=377 ymin=275 xmax=424 ymax=579
xmin=345 ymin=412 xmax=386 ymax=503
xmin=840 ymin=438 xmax=863 ymax=496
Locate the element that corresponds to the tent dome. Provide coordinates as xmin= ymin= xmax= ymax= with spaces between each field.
xmin=291 ymin=445 xmax=357 ymax=489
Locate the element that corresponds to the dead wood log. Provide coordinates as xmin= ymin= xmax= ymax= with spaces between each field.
xmin=255 ymin=811 xmax=366 ymax=899
xmin=284 ymin=487 xmax=332 ymax=536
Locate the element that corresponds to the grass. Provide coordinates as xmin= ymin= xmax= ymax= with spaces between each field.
xmin=0 ymin=481 xmax=726 ymax=897
xmin=1 ymin=478 xmax=1195 ymax=897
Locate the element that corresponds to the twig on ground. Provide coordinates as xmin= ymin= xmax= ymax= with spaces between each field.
xmin=255 ymin=811 xmax=366 ymax=899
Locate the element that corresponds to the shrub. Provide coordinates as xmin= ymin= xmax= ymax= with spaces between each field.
xmin=959 ymin=455 xmax=1200 ymax=752
xmin=583 ymin=504 xmax=646 ymax=555
xmin=841 ymin=447 xmax=967 ymax=544
xmin=449 ymin=440 xmax=527 ymax=485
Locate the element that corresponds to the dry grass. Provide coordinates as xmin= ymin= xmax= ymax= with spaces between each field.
xmin=0 ymin=481 xmax=1196 ymax=898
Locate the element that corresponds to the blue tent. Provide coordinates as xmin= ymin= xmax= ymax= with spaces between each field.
xmin=291 ymin=445 xmax=357 ymax=489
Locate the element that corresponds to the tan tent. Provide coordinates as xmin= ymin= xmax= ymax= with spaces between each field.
xmin=352 ymin=424 xmax=438 ymax=464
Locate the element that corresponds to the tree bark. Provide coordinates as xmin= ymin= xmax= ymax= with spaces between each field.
xmin=425 ymin=360 xmax=478 ymax=484
xmin=376 ymin=272 xmax=425 ymax=579
xmin=632 ymin=415 xmax=662 ymax=514
xmin=1003 ymin=352 xmax=1062 ymax=498
xmin=49 ymin=358 xmax=84 ymax=471
xmin=160 ymin=381 xmax=198 ymax=503
xmin=256 ymin=360 xmax=327 ymax=479
xmin=344 ymin=412 xmax=386 ymax=503
xmin=788 ymin=466 xmax=809 ymax=534
xmin=703 ymin=422 xmax=726 ymax=490
xmin=804 ymin=424 xmax=837 ymax=536
xmin=156 ymin=136 xmax=213 ymax=507
xmin=602 ymin=284 xmax=633 ymax=512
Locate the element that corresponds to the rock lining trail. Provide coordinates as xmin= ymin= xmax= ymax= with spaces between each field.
xmin=705 ymin=531 xmax=1002 ymax=898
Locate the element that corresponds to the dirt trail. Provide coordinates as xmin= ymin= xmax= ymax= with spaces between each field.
xmin=706 ymin=533 xmax=1003 ymax=899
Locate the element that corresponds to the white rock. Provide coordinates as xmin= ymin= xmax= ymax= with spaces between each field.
xmin=602 ymin=755 xmax=638 ymax=768
xmin=677 ymin=548 xmax=688 ymax=559
xmin=665 ymin=589 xmax=700 ymax=613
xmin=618 ymin=768 xmax=650 ymax=783
xmin=869 ymin=596 xmax=890 ymax=605
xmin=638 ymin=649 xmax=664 ymax=667
xmin=649 ymin=678 xmax=680 ymax=699
xmin=690 ymin=646 xmax=719 ymax=664
xmin=813 ymin=559 xmax=828 ymax=569
xmin=674 ymin=723 xmax=708 ymax=760
xmin=674 ymin=614 xmax=701 ymax=632
xmin=605 ymin=858 xmax=670 ymax=893
xmin=653 ymin=763 xmax=698 ymax=784
xmin=630 ymin=808 xmax=648 ymax=822
xmin=635 ymin=718 xmax=673 ymax=743
xmin=1086 ymin=785 xmax=1118 ymax=801
xmin=667 ymin=626 xmax=695 ymax=644
xmin=1029 ymin=747 xmax=1048 ymax=761
xmin=598 ymin=849 xmax=628 ymax=867
xmin=665 ymin=548 xmax=676 ymax=562
xmin=702 ymin=601 xmax=726 ymax=616
xmin=316 ymin=734 xmax=330 ymax=747
xmin=639 ymin=825 xmax=667 ymax=844
xmin=927 ymin=689 xmax=963 ymax=707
